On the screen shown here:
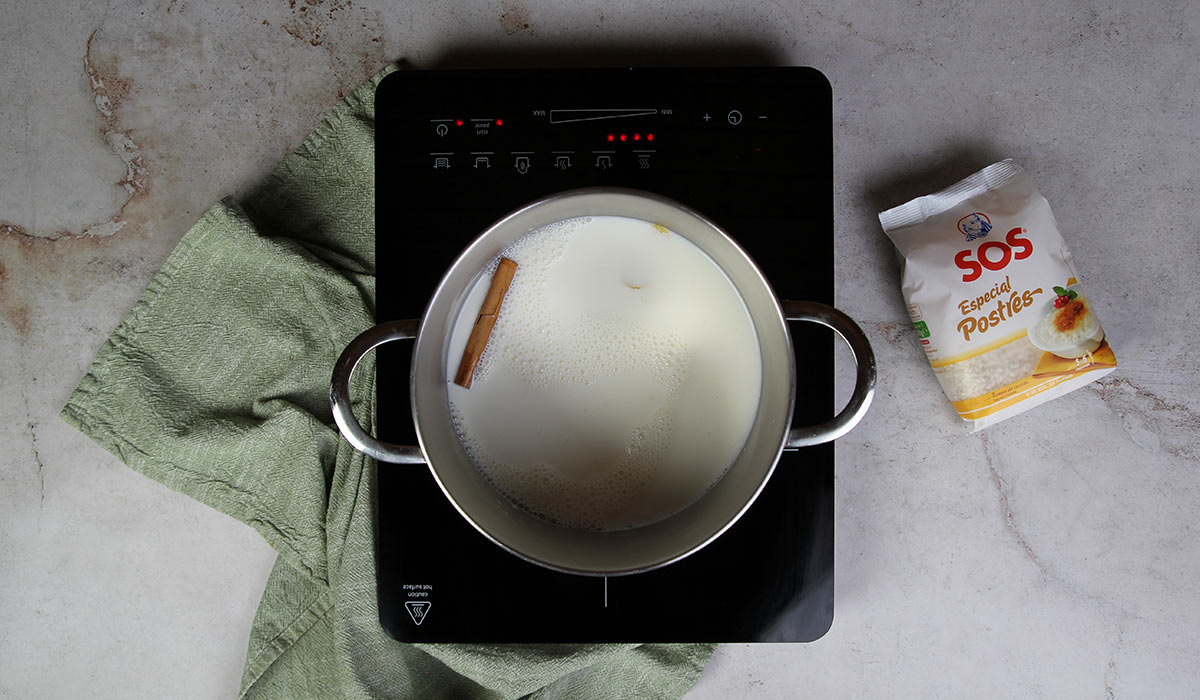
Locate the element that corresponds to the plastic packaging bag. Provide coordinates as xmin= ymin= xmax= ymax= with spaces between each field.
xmin=879 ymin=159 xmax=1116 ymax=430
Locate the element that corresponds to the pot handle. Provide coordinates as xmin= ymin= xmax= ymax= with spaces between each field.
xmin=782 ymin=300 xmax=876 ymax=449
xmin=330 ymin=320 xmax=427 ymax=464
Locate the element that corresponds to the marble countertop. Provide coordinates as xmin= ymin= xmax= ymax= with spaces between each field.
xmin=3 ymin=0 xmax=1197 ymax=697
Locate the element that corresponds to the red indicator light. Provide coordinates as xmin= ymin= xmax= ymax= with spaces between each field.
xmin=495 ymin=119 xmax=503 ymax=126
xmin=619 ymin=134 xmax=627 ymax=142
xmin=607 ymin=134 xmax=615 ymax=142
xmin=455 ymin=119 xmax=464 ymax=126
xmin=633 ymin=133 xmax=641 ymax=141
xmin=647 ymin=133 xmax=655 ymax=141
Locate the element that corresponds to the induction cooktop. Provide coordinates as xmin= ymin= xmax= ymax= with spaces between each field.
xmin=374 ymin=67 xmax=834 ymax=642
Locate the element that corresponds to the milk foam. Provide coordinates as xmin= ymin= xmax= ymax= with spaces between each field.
xmin=446 ymin=216 xmax=762 ymax=531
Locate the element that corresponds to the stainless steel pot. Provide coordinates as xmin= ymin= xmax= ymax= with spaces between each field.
xmin=331 ymin=188 xmax=875 ymax=575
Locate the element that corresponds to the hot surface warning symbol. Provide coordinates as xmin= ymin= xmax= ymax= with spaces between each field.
xmin=405 ymin=601 xmax=431 ymax=626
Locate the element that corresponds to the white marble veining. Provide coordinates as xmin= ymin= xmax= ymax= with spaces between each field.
xmin=2 ymin=0 xmax=1197 ymax=697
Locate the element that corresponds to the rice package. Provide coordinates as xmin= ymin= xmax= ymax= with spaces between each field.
xmin=879 ymin=159 xmax=1116 ymax=430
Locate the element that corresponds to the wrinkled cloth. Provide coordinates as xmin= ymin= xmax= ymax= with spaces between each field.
xmin=61 ymin=65 xmax=714 ymax=699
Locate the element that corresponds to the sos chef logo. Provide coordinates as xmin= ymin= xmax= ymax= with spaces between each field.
xmin=957 ymin=212 xmax=993 ymax=242
xmin=954 ymin=223 xmax=1033 ymax=282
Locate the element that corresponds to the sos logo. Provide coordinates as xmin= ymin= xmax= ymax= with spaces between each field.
xmin=954 ymin=227 xmax=1033 ymax=282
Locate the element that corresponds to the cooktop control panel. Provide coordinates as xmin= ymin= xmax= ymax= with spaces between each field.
xmin=421 ymin=104 xmax=767 ymax=176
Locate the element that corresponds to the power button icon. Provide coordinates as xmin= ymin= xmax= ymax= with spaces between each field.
xmin=727 ymin=110 xmax=743 ymax=125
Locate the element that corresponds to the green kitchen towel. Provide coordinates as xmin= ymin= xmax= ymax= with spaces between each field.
xmin=60 ymin=65 xmax=714 ymax=699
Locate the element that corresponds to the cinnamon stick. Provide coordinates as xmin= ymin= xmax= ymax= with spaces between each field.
xmin=454 ymin=257 xmax=518 ymax=388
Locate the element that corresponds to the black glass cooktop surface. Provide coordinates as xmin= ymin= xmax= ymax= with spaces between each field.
xmin=375 ymin=67 xmax=834 ymax=642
